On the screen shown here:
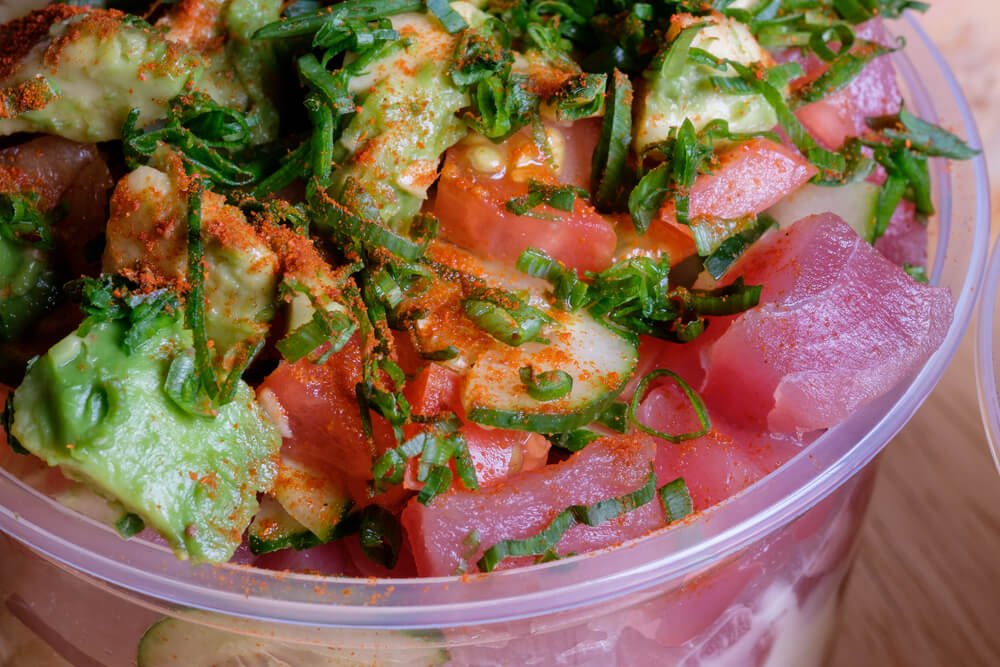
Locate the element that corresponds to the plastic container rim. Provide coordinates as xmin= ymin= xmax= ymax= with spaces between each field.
xmin=0 ymin=13 xmax=990 ymax=630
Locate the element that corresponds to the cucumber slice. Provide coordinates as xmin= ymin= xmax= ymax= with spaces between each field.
xmin=137 ymin=617 xmax=449 ymax=666
xmin=463 ymin=310 xmax=638 ymax=433
xmin=766 ymin=181 xmax=881 ymax=240
xmin=272 ymin=457 xmax=353 ymax=543
xmin=248 ymin=496 xmax=320 ymax=555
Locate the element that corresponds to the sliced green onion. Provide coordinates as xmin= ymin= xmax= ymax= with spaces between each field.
xmin=506 ymin=180 xmax=588 ymax=218
xmin=183 ymin=185 xmax=219 ymax=403
xmin=466 ymin=73 xmax=539 ymax=140
xmin=628 ymin=369 xmax=711 ymax=444
xmin=547 ymin=72 xmax=606 ymax=122
xmin=591 ymin=69 xmax=633 ymax=212
xmin=477 ymin=469 xmax=657 ymax=572
xmin=887 ymin=109 xmax=980 ymax=160
xmin=463 ymin=297 xmax=550 ymax=347
xmin=449 ymin=16 xmax=511 ymax=86
xmin=595 ymin=401 xmax=629 ymax=433
xmin=516 ymin=248 xmax=588 ymax=311
xmin=277 ymin=307 xmax=356 ymax=363
xmin=164 ymin=349 xmax=213 ymax=417
xmin=903 ymin=264 xmax=929 ymax=284
xmin=628 ymin=163 xmax=670 ymax=234
xmin=679 ymin=278 xmax=762 ymax=317
xmin=253 ymin=0 xmax=423 ymax=41
xmin=372 ymin=428 xmax=477 ymax=503
xmin=658 ymin=477 xmax=693 ymax=522
xmin=795 ymin=42 xmax=889 ymax=107
xmin=807 ymin=23 xmax=855 ymax=63
xmin=421 ymin=345 xmax=459 ymax=361
xmin=519 ymin=366 xmax=573 ymax=402
xmin=417 ymin=466 xmax=453 ymax=504
xmin=452 ymin=436 xmax=478 ymax=490
xmin=871 ymin=172 xmax=907 ymax=244
xmin=727 ymin=60 xmax=847 ymax=180
xmin=704 ymin=216 xmax=777 ymax=280
xmin=305 ymin=95 xmax=334 ymax=187
xmin=654 ymin=23 xmax=705 ymax=82
xmin=425 ymin=0 xmax=467 ymax=33
xmin=0 ymin=193 xmax=52 ymax=249
xmin=477 ymin=508 xmax=576 ymax=573
xmin=545 ymin=429 xmax=598 ymax=453
xmin=252 ymin=143 xmax=310 ymax=199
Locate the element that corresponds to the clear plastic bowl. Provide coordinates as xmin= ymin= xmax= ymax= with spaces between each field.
xmin=0 ymin=14 xmax=990 ymax=667
xmin=978 ymin=237 xmax=1000 ymax=471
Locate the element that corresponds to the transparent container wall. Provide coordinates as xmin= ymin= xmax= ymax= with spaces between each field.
xmin=0 ymin=466 xmax=876 ymax=667
xmin=978 ymin=238 xmax=1000 ymax=471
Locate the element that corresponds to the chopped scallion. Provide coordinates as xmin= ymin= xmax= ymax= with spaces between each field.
xmin=628 ymin=369 xmax=711 ymax=444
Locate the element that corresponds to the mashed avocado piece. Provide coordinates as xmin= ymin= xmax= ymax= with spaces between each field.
xmin=636 ymin=14 xmax=779 ymax=151
xmin=102 ymin=160 xmax=279 ymax=374
xmin=0 ymin=236 xmax=55 ymax=341
xmin=11 ymin=310 xmax=281 ymax=562
xmin=0 ymin=194 xmax=57 ymax=341
xmin=331 ymin=5 xmax=485 ymax=229
xmin=0 ymin=7 xmax=253 ymax=142
xmin=223 ymin=0 xmax=282 ymax=144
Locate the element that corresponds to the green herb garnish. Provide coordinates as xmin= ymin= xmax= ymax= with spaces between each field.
xmin=628 ymin=369 xmax=711 ymax=444
xmin=477 ymin=469 xmax=661 ymax=572
xmin=519 ymin=365 xmax=573 ymax=402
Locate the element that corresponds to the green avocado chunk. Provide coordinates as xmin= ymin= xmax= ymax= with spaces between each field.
xmin=636 ymin=14 xmax=779 ymax=152
xmin=11 ymin=315 xmax=281 ymax=562
xmin=0 ymin=234 xmax=57 ymax=342
xmin=0 ymin=193 xmax=57 ymax=341
xmin=223 ymin=0 xmax=283 ymax=144
xmin=0 ymin=9 xmax=247 ymax=142
xmin=330 ymin=8 xmax=477 ymax=230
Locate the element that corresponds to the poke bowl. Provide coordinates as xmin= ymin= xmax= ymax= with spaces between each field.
xmin=0 ymin=3 xmax=990 ymax=667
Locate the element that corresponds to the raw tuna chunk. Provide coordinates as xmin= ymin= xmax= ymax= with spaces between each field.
xmin=874 ymin=200 xmax=927 ymax=269
xmin=637 ymin=381 xmax=803 ymax=510
xmin=403 ymin=363 xmax=550 ymax=490
xmin=402 ymin=436 xmax=664 ymax=577
xmin=793 ymin=20 xmax=902 ymax=149
xmin=659 ymin=139 xmax=817 ymax=225
xmin=702 ymin=213 xmax=952 ymax=433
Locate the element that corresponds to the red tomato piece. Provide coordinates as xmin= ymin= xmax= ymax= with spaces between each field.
xmin=402 ymin=364 xmax=550 ymax=489
xmin=612 ymin=213 xmax=699 ymax=267
xmin=433 ymin=123 xmax=617 ymax=273
xmin=257 ymin=338 xmax=395 ymax=483
xmin=659 ymin=139 xmax=817 ymax=226
xmin=405 ymin=362 xmax=460 ymax=417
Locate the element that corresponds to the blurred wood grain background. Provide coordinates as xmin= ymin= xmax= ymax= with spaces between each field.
xmin=828 ymin=3 xmax=1000 ymax=666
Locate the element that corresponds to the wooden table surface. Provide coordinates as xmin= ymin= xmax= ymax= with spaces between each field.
xmin=828 ymin=4 xmax=1000 ymax=666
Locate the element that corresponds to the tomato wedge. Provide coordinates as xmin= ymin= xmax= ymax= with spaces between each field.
xmin=434 ymin=122 xmax=616 ymax=273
